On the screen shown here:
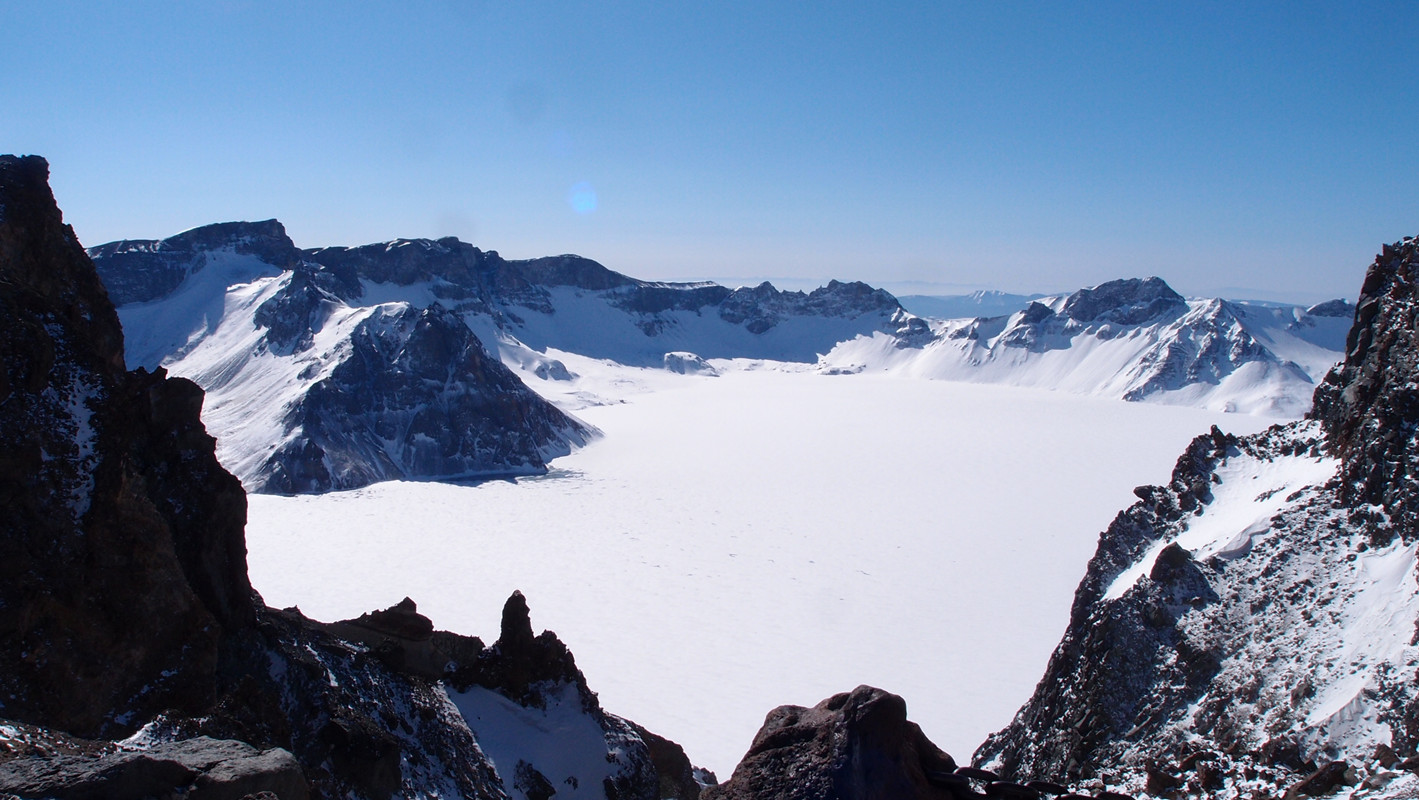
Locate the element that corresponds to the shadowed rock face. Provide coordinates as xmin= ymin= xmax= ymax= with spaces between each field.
xmin=1059 ymin=277 xmax=1186 ymax=326
xmin=0 ymin=155 xmax=253 ymax=737
xmin=704 ymin=686 xmax=957 ymax=800
xmin=1311 ymin=236 xmax=1419 ymax=540
xmin=256 ymin=298 xmax=587 ymax=494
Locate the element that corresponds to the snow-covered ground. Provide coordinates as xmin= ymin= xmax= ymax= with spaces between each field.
xmin=245 ymin=365 xmax=1281 ymax=776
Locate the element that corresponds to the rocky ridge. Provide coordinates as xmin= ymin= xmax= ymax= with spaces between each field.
xmin=90 ymin=224 xmax=911 ymax=493
xmin=821 ymin=276 xmax=1349 ymax=416
xmin=0 ymin=155 xmax=700 ymax=800
xmin=974 ymin=239 xmax=1419 ymax=799
xmin=93 ymin=223 xmax=593 ymax=494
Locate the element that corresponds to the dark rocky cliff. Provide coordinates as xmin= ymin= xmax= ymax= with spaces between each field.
xmin=0 ymin=155 xmax=253 ymax=737
xmin=1311 ymin=236 xmax=1419 ymax=539
xmin=87 ymin=219 xmax=301 ymax=305
xmin=0 ymin=155 xmax=694 ymax=800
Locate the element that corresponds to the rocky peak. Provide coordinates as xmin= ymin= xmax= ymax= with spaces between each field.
xmin=499 ymin=589 xmax=536 ymax=650
xmin=0 ymin=156 xmax=126 ymax=374
xmin=1060 ymin=277 xmax=1186 ymax=325
xmin=705 ymin=685 xmax=957 ymax=800
xmin=88 ymin=219 xmax=300 ymax=305
xmin=1306 ymin=297 xmax=1354 ymax=318
xmin=1310 ymin=236 xmax=1419 ymax=538
xmin=0 ymin=154 xmax=253 ymax=737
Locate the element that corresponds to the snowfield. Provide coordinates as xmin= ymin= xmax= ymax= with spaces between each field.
xmin=245 ymin=365 xmax=1282 ymax=775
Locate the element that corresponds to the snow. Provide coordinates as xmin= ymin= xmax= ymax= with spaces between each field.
xmin=1302 ymin=537 xmax=1419 ymax=749
xmin=448 ymin=682 xmax=623 ymax=799
xmin=245 ymin=366 xmax=1279 ymax=775
xmin=156 ymin=272 xmax=393 ymax=485
xmin=1104 ymin=443 xmax=1340 ymax=600
xmin=116 ymin=249 xmax=283 ymax=369
xmin=819 ymin=298 xmax=1343 ymax=417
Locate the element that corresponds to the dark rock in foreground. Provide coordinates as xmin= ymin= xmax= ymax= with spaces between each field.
xmin=0 ymin=154 xmax=253 ymax=737
xmin=704 ymin=685 xmax=956 ymax=800
xmin=0 ymin=734 xmax=308 ymax=800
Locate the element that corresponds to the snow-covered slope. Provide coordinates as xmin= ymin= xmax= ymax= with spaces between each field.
xmin=94 ymin=225 xmax=590 ymax=493
xmin=90 ymin=224 xmax=915 ymax=491
xmin=976 ymin=238 xmax=1419 ymax=800
xmin=822 ymin=277 xmax=1349 ymax=417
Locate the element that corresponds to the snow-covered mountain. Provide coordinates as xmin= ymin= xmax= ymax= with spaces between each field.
xmin=822 ymin=277 xmax=1350 ymax=417
xmin=90 ymin=221 xmax=916 ymax=491
xmin=974 ymin=238 xmax=1419 ymax=799
xmin=92 ymin=220 xmax=1350 ymax=496
xmin=93 ymin=223 xmax=596 ymax=493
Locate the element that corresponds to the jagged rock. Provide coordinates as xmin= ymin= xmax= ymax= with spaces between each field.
xmin=704 ymin=685 xmax=956 ymax=800
xmin=0 ymin=736 xmax=308 ymax=800
xmin=1311 ymin=236 xmax=1419 ymax=539
xmin=627 ymin=721 xmax=711 ymax=800
xmin=0 ymin=155 xmax=253 ymax=737
xmin=255 ymin=299 xmax=587 ymax=494
xmin=1286 ymin=760 xmax=1351 ymax=797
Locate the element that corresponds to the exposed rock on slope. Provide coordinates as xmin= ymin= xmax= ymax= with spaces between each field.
xmin=975 ymin=239 xmax=1419 ymax=799
xmin=0 ymin=154 xmax=695 ymax=800
xmin=87 ymin=219 xmax=302 ymax=305
xmin=821 ymin=276 xmax=1349 ymax=416
xmin=1312 ymin=237 xmax=1419 ymax=535
xmin=704 ymin=686 xmax=957 ymax=800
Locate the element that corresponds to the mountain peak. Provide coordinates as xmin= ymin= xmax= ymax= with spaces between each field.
xmin=1060 ymin=276 xmax=1185 ymax=325
xmin=87 ymin=219 xmax=301 ymax=304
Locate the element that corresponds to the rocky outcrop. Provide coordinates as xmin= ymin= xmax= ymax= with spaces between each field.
xmin=88 ymin=219 xmax=301 ymax=305
xmin=1058 ymin=277 xmax=1187 ymax=326
xmin=974 ymin=239 xmax=1419 ymax=799
xmin=0 ymin=154 xmax=253 ymax=737
xmin=1311 ymin=236 xmax=1419 ymax=539
xmin=0 ymin=734 xmax=308 ymax=800
xmin=254 ymin=294 xmax=588 ymax=494
xmin=704 ymin=686 xmax=957 ymax=800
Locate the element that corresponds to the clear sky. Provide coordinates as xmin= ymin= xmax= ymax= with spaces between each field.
xmin=6 ymin=2 xmax=1417 ymax=302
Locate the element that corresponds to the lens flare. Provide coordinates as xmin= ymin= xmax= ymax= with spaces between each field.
xmin=567 ymin=182 xmax=597 ymax=214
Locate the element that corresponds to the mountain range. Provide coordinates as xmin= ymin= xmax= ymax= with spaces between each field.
xmin=91 ymin=222 xmax=1347 ymax=494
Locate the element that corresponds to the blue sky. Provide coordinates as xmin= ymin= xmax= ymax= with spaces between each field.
xmin=6 ymin=2 xmax=1416 ymax=302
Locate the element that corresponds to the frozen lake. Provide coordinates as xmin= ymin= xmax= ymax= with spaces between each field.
xmin=245 ymin=367 xmax=1281 ymax=775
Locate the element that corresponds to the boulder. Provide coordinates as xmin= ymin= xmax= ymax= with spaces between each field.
xmin=705 ymin=685 xmax=956 ymax=800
